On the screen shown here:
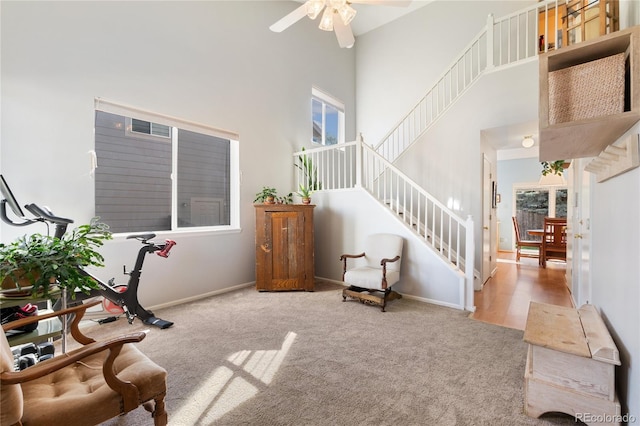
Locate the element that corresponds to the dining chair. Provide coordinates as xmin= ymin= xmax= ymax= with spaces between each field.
xmin=541 ymin=217 xmax=567 ymax=268
xmin=512 ymin=217 xmax=541 ymax=264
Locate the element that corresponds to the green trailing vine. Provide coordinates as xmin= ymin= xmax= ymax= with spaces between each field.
xmin=541 ymin=160 xmax=566 ymax=176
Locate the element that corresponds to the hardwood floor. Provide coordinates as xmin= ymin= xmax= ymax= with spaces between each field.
xmin=470 ymin=251 xmax=573 ymax=330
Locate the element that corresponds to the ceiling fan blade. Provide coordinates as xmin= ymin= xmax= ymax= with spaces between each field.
xmin=269 ymin=4 xmax=308 ymax=33
xmin=334 ymin=18 xmax=355 ymax=48
xmin=350 ymin=0 xmax=412 ymax=6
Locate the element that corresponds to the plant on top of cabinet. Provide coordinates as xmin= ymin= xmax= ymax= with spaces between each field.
xmin=254 ymin=187 xmax=278 ymax=204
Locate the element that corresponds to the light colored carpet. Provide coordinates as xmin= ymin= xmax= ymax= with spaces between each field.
xmin=63 ymin=281 xmax=576 ymax=425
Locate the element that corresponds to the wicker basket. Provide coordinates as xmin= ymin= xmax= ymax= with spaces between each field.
xmin=548 ymin=52 xmax=626 ymax=125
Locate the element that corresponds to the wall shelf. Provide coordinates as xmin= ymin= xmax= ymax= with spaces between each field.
xmin=539 ymin=25 xmax=640 ymax=161
xmin=585 ymin=133 xmax=639 ymax=182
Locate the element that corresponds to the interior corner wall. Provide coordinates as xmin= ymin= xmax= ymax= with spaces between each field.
xmin=0 ymin=1 xmax=355 ymax=306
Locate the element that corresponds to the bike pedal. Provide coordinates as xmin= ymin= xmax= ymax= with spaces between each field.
xmin=98 ymin=316 xmax=117 ymax=324
xmin=143 ymin=317 xmax=174 ymax=329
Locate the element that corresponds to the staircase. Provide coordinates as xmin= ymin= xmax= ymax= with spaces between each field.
xmin=294 ymin=0 xmax=565 ymax=311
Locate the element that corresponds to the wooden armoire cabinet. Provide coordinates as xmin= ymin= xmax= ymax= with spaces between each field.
xmin=254 ymin=204 xmax=314 ymax=291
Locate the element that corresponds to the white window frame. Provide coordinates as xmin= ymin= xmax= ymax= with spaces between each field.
xmin=311 ymin=86 xmax=345 ymax=146
xmin=94 ymin=98 xmax=240 ymax=235
xmin=128 ymin=117 xmax=172 ymax=139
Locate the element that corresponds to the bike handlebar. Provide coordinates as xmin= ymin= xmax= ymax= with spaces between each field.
xmin=24 ymin=203 xmax=74 ymax=225
xmin=156 ymin=240 xmax=176 ymax=258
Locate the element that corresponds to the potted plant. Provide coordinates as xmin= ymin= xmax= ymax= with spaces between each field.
xmin=254 ymin=186 xmax=278 ymax=204
xmin=297 ymin=184 xmax=313 ymax=205
xmin=276 ymin=192 xmax=293 ymax=204
xmin=541 ymin=160 xmax=568 ymax=176
xmin=295 ymin=147 xmax=322 ymax=191
xmin=0 ymin=217 xmax=112 ymax=299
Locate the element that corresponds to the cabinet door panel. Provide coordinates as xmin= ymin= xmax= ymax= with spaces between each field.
xmin=268 ymin=211 xmax=303 ymax=289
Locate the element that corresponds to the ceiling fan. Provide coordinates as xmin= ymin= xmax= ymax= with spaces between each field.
xmin=270 ymin=0 xmax=412 ymax=49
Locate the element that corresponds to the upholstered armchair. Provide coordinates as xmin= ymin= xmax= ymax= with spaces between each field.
xmin=1 ymin=300 xmax=168 ymax=426
xmin=340 ymin=233 xmax=403 ymax=312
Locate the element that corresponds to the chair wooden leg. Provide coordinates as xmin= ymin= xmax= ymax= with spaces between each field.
xmin=143 ymin=395 xmax=168 ymax=426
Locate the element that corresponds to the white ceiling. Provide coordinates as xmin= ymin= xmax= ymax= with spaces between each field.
xmin=292 ymin=0 xmax=433 ymax=36
xmin=484 ymin=120 xmax=540 ymax=160
xmin=349 ymin=1 xmax=434 ymax=36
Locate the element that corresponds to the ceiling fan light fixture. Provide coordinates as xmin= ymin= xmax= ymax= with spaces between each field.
xmin=522 ymin=135 xmax=535 ymax=148
xmin=318 ymin=7 xmax=334 ymax=31
xmin=306 ymin=0 xmax=326 ymax=20
xmin=337 ymin=4 xmax=357 ymax=25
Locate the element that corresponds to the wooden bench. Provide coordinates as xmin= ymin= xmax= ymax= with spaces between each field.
xmin=523 ymin=302 xmax=621 ymax=425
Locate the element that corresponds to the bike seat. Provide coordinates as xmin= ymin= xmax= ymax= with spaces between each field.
xmin=126 ymin=233 xmax=156 ymax=242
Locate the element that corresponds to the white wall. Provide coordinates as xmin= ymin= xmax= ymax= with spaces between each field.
xmin=0 ymin=1 xmax=356 ymax=306
xmin=590 ymin=123 xmax=640 ymax=420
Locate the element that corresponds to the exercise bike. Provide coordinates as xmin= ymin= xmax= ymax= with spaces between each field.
xmin=0 ymin=174 xmax=175 ymax=330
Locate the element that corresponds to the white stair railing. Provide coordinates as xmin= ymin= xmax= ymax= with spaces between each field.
xmin=360 ymin=143 xmax=472 ymax=274
xmin=374 ymin=0 xmax=564 ymax=163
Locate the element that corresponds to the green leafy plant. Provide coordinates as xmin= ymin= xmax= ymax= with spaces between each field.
xmin=254 ymin=186 xmax=278 ymax=204
xmin=541 ymin=160 xmax=566 ymax=176
xmin=276 ymin=192 xmax=293 ymax=204
xmin=295 ymin=147 xmax=322 ymax=191
xmin=0 ymin=218 xmax=112 ymax=299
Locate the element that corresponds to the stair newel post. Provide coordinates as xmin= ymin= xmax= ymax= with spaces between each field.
xmin=355 ymin=133 xmax=363 ymax=189
xmin=486 ymin=14 xmax=495 ymax=70
xmin=465 ymin=214 xmax=475 ymax=311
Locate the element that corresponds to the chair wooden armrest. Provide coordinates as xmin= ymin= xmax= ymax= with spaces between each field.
xmin=340 ymin=252 xmax=365 ymax=279
xmin=380 ymin=255 xmax=401 ymax=267
xmin=380 ymin=256 xmax=401 ymax=289
xmin=1 ymin=331 xmax=145 ymax=384
xmin=2 ymin=299 xmax=101 ymax=345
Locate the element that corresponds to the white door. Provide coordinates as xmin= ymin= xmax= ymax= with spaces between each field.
xmin=481 ymin=155 xmax=492 ymax=288
xmin=571 ymin=159 xmax=592 ymax=306
xmin=566 ymin=164 xmax=574 ymax=296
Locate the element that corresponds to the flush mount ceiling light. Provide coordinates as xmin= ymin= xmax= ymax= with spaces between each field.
xmin=522 ymin=136 xmax=535 ymax=148
xmin=270 ymin=0 xmax=412 ymax=49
